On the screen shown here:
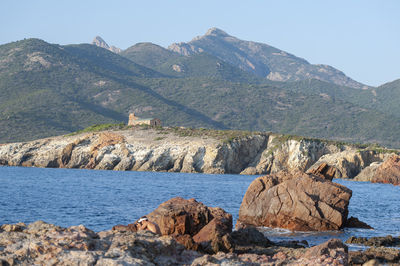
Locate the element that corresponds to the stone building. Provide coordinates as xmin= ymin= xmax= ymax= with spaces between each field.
xmin=128 ymin=113 xmax=161 ymax=127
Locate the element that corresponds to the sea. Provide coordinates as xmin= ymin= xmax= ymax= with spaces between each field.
xmin=1 ymin=166 xmax=399 ymax=249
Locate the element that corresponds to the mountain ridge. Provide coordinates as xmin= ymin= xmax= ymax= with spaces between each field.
xmin=168 ymin=27 xmax=368 ymax=89
xmin=1 ymin=36 xmax=400 ymax=147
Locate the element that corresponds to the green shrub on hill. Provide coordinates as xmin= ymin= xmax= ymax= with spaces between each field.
xmin=1 ymin=38 xmax=400 ymax=148
xmin=66 ymin=123 xmax=127 ymax=136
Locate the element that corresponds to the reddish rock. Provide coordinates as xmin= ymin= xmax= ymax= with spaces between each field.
xmin=110 ymin=197 xmax=234 ymax=253
xmin=192 ymin=218 xmax=233 ymax=253
xmin=344 ymin=216 xmax=373 ymax=229
xmin=354 ymin=162 xmax=382 ymax=182
xmin=112 ymin=223 xmax=137 ymax=232
xmin=230 ymin=227 xmax=273 ymax=247
xmin=146 ymin=197 xmax=232 ymax=237
xmin=174 ymin=234 xmax=199 ymax=251
xmin=192 ymin=218 xmax=230 ymax=243
xmin=371 ymin=154 xmax=400 ymax=186
xmin=237 ymin=171 xmax=352 ymax=231
xmin=349 ymin=247 xmax=400 ymax=265
xmin=111 ymin=197 xmax=233 ymax=253
xmin=303 ymin=239 xmax=348 ymax=260
xmin=306 ymin=162 xmax=336 ymax=181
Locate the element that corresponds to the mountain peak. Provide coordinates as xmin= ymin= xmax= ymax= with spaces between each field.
xmin=204 ymin=27 xmax=230 ymax=37
xmin=92 ymin=36 xmax=109 ymax=49
xmin=169 ymin=29 xmax=367 ymax=89
xmin=92 ymin=36 xmax=121 ymax=54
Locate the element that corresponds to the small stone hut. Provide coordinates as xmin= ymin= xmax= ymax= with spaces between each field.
xmin=128 ymin=113 xmax=161 ymax=127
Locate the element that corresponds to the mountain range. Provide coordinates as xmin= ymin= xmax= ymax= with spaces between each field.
xmin=0 ymin=28 xmax=399 ymax=147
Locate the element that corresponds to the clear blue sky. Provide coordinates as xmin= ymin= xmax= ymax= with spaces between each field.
xmin=1 ymin=0 xmax=399 ymax=86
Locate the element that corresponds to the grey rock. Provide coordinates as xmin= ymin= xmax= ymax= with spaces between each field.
xmin=92 ymin=36 xmax=122 ymax=54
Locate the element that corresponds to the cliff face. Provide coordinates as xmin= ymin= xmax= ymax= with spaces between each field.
xmin=0 ymin=128 xmax=393 ymax=176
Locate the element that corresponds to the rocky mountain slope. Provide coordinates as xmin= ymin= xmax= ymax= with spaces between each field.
xmin=359 ymin=79 xmax=400 ymax=117
xmin=0 ymin=38 xmax=227 ymax=142
xmin=120 ymin=42 xmax=259 ymax=82
xmin=0 ymin=127 xmax=395 ymax=179
xmin=169 ymin=28 xmax=367 ymax=89
xmin=2 ymin=34 xmax=400 ymax=147
xmin=92 ymin=36 xmax=121 ymax=53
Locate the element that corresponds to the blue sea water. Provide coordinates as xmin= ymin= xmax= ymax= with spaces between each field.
xmin=1 ymin=166 xmax=399 ymax=247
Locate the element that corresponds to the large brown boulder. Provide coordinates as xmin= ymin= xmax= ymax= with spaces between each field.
xmin=371 ymin=154 xmax=400 ymax=185
xmin=125 ymin=197 xmax=233 ymax=253
xmin=192 ymin=218 xmax=233 ymax=253
xmin=146 ymin=197 xmax=232 ymax=236
xmin=237 ymin=171 xmax=352 ymax=231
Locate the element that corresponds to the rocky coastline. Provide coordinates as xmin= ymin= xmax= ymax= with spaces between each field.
xmin=2 ymin=128 xmax=400 ymax=264
xmin=0 ymin=127 xmax=399 ymax=185
xmin=2 ymin=168 xmax=400 ymax=265
xmin=1 ymin=199 xmax=398 ymax=265
xmin=0 ymin=221 xmax=351 ymax=265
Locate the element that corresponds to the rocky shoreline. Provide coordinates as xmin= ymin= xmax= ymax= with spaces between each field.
xmin=0 ymin=221 xmax=348 ymax=265
xmin=2 ymin=168 xmax=400 ymax=265
xmin=0 ymin=127 xmax=399 ymax=185
xmin=1 ymin=220 xmax=399 ymax=265
xmin=2 ymin=128 xmax=400 ymax=264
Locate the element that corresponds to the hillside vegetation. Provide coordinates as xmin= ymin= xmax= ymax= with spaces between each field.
xmin=169 ymin=28 xmax=367 ymax=89
xmin=0 ymin=31 xmax=399 ymax=147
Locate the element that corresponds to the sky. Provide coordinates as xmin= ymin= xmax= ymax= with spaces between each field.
xmin=1 ymin=0 xmax=399 ymax=87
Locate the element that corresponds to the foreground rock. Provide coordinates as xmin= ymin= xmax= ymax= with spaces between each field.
xmin=237 ymin=171 xmax=353 ymax=231
xmin=114 ymin=197 xmax=233 ymax=253
xmin=0 ymin=221 xmax=355 ymax=265
xmin=299 ymin=239 xmax=348 ymax=265
xmin=371 ymin=154 xmax=400 ymax=186
xmin=346 ymin=235 xmax=400 ymax=247
xmin=349 ymin=247 xmax=400 ymax=265
xmin=346 ymin=235 xmax=400 ymax=264
xmin=0 ymin=221 xmax=198 ymax=265
xmin=344 ymin=216 xmax=373 ymax=229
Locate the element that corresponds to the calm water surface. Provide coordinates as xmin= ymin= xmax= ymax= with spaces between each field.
xmin=1 ymin=166 xmax=399 ymax=247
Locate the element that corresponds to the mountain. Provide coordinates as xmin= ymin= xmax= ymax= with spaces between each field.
xmin=168 ymin=28 xmax=367 ymax=89
xmin=120 ymin=42 xmax=260 ymax=83
xmin=361 ymin=79 xmax=400 ymax=117
xmin=143 ymin=78 xmax=400 ymax=146
xmin=0 ymin=38 xmax=225 ymax=142
xmin=1 ymin=36 xmax=400 ymax=148
xmin=92 ymin=36 xmax=122 ymax=53
xmin=121 ymin=42 xmax=181 ymax=69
